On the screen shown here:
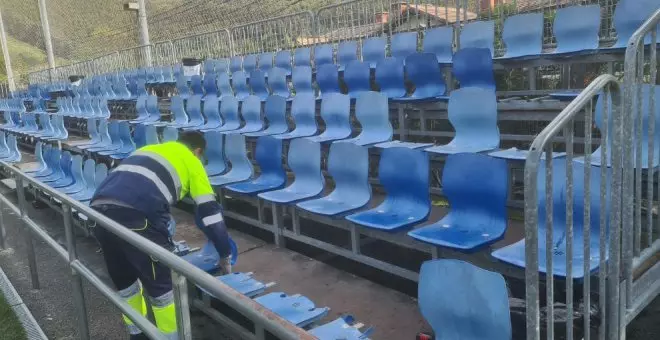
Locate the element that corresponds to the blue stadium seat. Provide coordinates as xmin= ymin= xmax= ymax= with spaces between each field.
xmin=460 ymin=20 xmax=495 ymax=57
xmin=310 ymin=315 xmax=373 ymax=340
xmin=294 ymin=47 xmax=311 ymax=67
xmin=408 ymin=153 xmax=508 ymax=251
xmin=275 ymin=50 xmax=293 ymax=75
xmin=426 ymin=87 xmax=499 ymax=154
xmin=181 ymin=241 xmax=219 ymax=273
xmin=258 ymin=139 xmax=323 ymax=204
xmin=176 ymin=73 xmax=190 ymax=99
xmin=418 ymin=259 xmax=511 ymax=340
xmin=606 ymin=0 xmax=660 ymax=49
xmin=249 ymin=70 xmax=270 ymax=101
xmin=337 ymin=41 xmax=358 ymax=71
xmin=215 ymin=96 xmax=241 ymax=132
xmin=86 ymin=121 xmax=115 ymax=153
xmin=297 ymin=142 xmax=370 ymax=216
xmin=69 ymin=159 xmax=97 ymax=202
xmin=255 ymin=293 xmax=329 ymax=328
xmin=190 ymin=75 xmax=204 ymax=95
xmin=344 ymin=61 xmax=371 ymax=99
xmin=151 ymin=96 xmax=188 ymax=128
xmin=77 ymin=119 xmax=101 ymax=150
xmin=182 ymin=95 xmax=204 ymax=129
xmin=217 ymin=72 xmax=234 ymax=97
xmin=203 ymin=131 xmax=226 ymax=176
xmin=375 ymin=58 xmax=406 ymax=99
xmin=25 ymin=142 xmax=47 ymax=174
xmin=144 ymin=95 xmax=161 ymax=123
xmin=215 ymin=59 xmax=229 ymax=73
xmin=226 ymin=136 xmax=286 ymax=194
xmin=314 ymin=44 xmax=334 ymax=67
xmin=198 ymin=95 xmax=223 ymax=131
xmin=453 ymin=48 xmax=495 ymax=91
xmin=257 ymin=52 xmax=273 ymax=72
xmin=108 ymin=121 xmax=136 ymax=159
xmin=244 ymin=95 xmax=289 ymax=137
xmin=423 ymin=26 xmax=454 ymax=64
xmin=339 ymin=91 xmax=392 ymax=146
xmin=230 ymin=56 xmax=243 ymax=73
xmin=391 ymin=31 xmax=418 ymax=61
xmin=232 ymin=71 xmax=251 ymax=100
xmin=1 ymin=134 xmax=20 ymax=163
xmin=291 ymin=66 xmax=314 ymax=98
xmin=162 ymin=126 xmax=179 ymax=143
xmin=306 ymin=93 xmax=351 ymax=143
xmin=209 ymin=134 xmax=253 ymax=187
xmin=549 ymin=5 xmax=601 ymax=56
xmin=43 ymin=151 xmax=71 ymax=185
xmin=96 ymin=121 xmax=123 ymax=155
xmin=362 ymin=36 xmax=386 ymax=68
xmin=203 ymin=72 xmax=218 ymax=97
xmin=132 ymin=124 xmax=147 ymax=149
xmin=273 ymin=93 xmax=317 ymax=140
xmin=28 ymin=144 xmax=52 ymax=177
xmin=60 ymin=155 xmax=85 ymax=195
xmin=211 ymin=272 xmax=267 ymax=298
xmin=346 ymin=147 xmax=429 ymax=231
xmin=394 ymin=53 xmax=447 ymax=102
xmin=489 ymin=147 xmax=566 ymax=161
xmin=234 ymin=95 xmax=264 ymax=133
xmin=492 ymin=159 xmax=611 ymax=279
xmin=32 ymin=146 xmax=59 ymax=180
xmin=498 ymin=13 xmax=543 ymax=59
xmin=243 ymin=54 xmax=258 ymax=74
xmin=204 ymin=59 xmax=216 ymax=74
xmin=267 ymin=68 xmax=290 ymax=98
xmin=316 ymin=64 xmax=341 ymax=97
xmin=131 ymin=96 xmax=150 ymax=123
xmin=145 ymin=125 xmax=159 ymax=146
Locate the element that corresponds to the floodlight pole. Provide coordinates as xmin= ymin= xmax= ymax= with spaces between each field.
xmin=125 ymin=0 xmax=152 ymax=67
xmin=37 ymin=0 xmax=56 ymax=82
xmin=0 ymin=9 xmax=16 ymax=91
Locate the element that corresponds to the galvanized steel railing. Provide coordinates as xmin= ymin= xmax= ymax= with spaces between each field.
xmin=0 ymin=160 xmax=315 ymax=340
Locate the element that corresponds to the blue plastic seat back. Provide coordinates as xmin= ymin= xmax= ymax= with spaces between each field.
xmin=391 ymin=31 xmax=419 ymax=60
xmin=241 ymin=95 xmax=263 ymax=130
xmin=453 ymin=48 xmax=495 ymax=90
xmin=362 ymin=36 xmax=387 ymax=68
xmin=175 ymin=74 xmax=189 ymax=97
xmin=460 ymin=20 xmax=495 ymax=56
xmin=224 ymin=133 xmax=253 ymax=177
xmin=144 ymin=125 xmax=159 ymax=146
xmin=553 ymin=5 xmax=601 ymax=54
xmin=264 ymin=95 xmax=288 ymax=133
xmin=220 ymin=96 xmax=240 ymax=129
xmin=69 ymin=155 xmax=84 ymax=187
xmin=82 ymin=159 xmax=95 ymax=190
xmin=230 ymin=57 xmax=243 ymax=73
xmin=163 ymin=126 xmax=179 ymax=143
xmin=59 ymin=151 xmax=73 ymax=179
xmin=146 ymin=95 xmax=160 ymax=121
xmin=170 ymin=96 xmax=189 ymax=125
xmin=133 ymin=124 xmax=147 ymax=149
xmin=203 ymin=72 xmax=218 ymax=96
xmin=611 ymin=0 xmax=660 ymax=48
xmin=215 ymin=59 xmax=229 ymax=73
xmin=344 ymin=61 xmax=371 ymax=98
xmin=328 ymin=142 xmax=371 ymax=204
xmin=203 ymin=95 xmax=222 ymax=127
xmin=136 ymin=95 xmax=149 ymax=120
xmin=217 ymin=72 xmax=233 ymax=97
xmin=87 ymin=118 xmax=99 ymax=142
xmin=267 ymin=67 xmax=290 ymax=98
xmin=423 ymin=26 xmax=454 ymax=64
xmin=337 ymin=41 xmax=358 ymax=69
xmin=108 ymin=121 xmax=122 ymax=148
xmin=374 ymin=58 xmax=406 ymax=98
xmin=405 ymin=53 xmax=446 ymax=98
xmin=355 ymin=91 xmax=392 ymax=143
xmin=186 ymin=95 xmax=204 ymax=126
xmin=319 ymin=93 xmax=351 ymax=137
xmin=95 ymin=163 xmax=108 ymax=188
xmin=287 ymin=139 xmax=324 ymax=192
xmin=243 ymin=54 xmax=258 ymax=73
xmin=447 ymin=87 xmax=499 ymax=150
xmin=249 ymin=70 xmax=270 ymax=100
xmin=292 ymin=66 xmax=314 ymax=97
xmin=118 ymin=121 xmax=135 ymax=153
xmin=258 ymin=52 xmax=273 ymax=72
xmin=255 ymin=136 xmax=285 ymax=179
xmin=291 ymin=93 xmax=317 ymax=133
xmin=204 ymin=131 xmax=226 ymax=176
xmin=232 ymin=71 xmax=251 ymax=100
xmin=419 ymin=259 xmax=511 ymax=340
xmin=294 ymin=47 xmax=311 ymax=67
xmin=204 ymin=59 xmax=216 ymax=74
xmin=501 ymin=13 xmax=543 ymax=58
xmin=314 ymin=44 xmax=334 ymax=67
xmin=316 ymin=64 xmax=340 ymax=96
xmin=274 ymin=50 xmax=292 ymax=74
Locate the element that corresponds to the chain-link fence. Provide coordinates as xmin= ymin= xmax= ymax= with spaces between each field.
xmin=3 ymin=0 xmax=621 ymax=86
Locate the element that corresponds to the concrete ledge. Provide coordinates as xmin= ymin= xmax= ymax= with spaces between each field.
xmin=0 ymin=263 xmax=48 ymax=340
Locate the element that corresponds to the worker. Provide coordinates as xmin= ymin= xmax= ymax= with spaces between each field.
xmin=90 ymin=131 xmax=232 ymax=340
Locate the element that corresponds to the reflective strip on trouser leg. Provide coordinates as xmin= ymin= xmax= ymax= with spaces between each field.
xmin=118 ymin=281 xmax=147 ymax=335
xmin=150 ymin=290 xmax=178 ymax=339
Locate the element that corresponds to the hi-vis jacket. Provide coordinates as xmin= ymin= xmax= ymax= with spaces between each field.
xmin=92 ymin=141 xmax=231 ymax=257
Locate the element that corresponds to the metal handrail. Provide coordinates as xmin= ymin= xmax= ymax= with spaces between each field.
xmin=0 ymin=160 xmax=315 ymax=340
xmin=523 ymin=74 xmax=622 ymax=340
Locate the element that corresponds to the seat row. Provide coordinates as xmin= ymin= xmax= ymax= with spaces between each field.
xmin=1 ymin=112 xmax=69 ymax=141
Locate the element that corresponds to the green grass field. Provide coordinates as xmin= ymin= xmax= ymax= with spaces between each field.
xmin=0 ymin=294 xmax=27 ymax=340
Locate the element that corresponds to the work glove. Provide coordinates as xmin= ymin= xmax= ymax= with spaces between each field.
xmin=218 ymin=255 xmax=232 ymax=275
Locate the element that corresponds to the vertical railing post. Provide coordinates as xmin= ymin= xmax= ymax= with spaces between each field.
xmin=63 ymin=204 xmax=91 ymax=340
xmin=0 ymin=187 xmax=7 ymax=250
xmin=15 ymin=176 xmax=40 ymax=289
xmin=172 ymin=271 xmax=192 ymax=340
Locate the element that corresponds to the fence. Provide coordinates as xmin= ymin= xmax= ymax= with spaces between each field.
xmin=0 ymin=160 xmax=315 ymax=340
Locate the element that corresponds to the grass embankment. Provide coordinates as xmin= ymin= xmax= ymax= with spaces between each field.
xmin=0 ymin=293 xmax=27 ymax=340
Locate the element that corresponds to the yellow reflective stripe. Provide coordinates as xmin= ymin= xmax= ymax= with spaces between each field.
xmin=114 ymin=164 xmax=174 ymax=203
xmin=152 ymin=303 xmax=178 ymax=334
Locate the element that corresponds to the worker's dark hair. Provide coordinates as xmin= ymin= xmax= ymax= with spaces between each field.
xmin=178 ymin=131 xmax=206 ymax=151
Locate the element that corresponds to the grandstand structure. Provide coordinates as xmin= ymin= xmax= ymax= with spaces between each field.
xmin=1 ymin=0 xmax=660 ymax=339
